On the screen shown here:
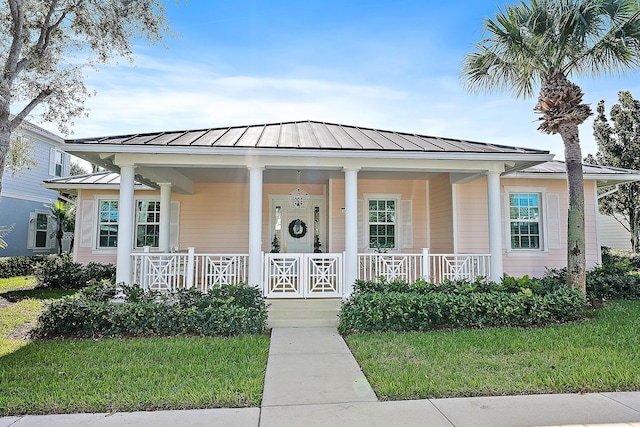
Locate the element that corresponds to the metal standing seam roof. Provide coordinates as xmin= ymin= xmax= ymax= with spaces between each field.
xmin=43 ymin=172 xmax=151 ymax=188
xmin=516 ymin=161 xmax=640 ymax=176
xmin=64 ymin=120 xmax=550 ymax=155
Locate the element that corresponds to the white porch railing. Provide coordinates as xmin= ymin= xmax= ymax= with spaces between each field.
xmin=423 ymin=253 xmax=491 ymax=283
xmin=357 ymin=249 xmax=491 ymax=284
xmin=132 ymin=248 xmax=248 ymax=292
xmin=132 ymin=248 xmax=490 ymax=295
xmin=263 ymin=253 xmax=343 ymax=298
xmin=358 ymin=253 xmax=422 ymax=283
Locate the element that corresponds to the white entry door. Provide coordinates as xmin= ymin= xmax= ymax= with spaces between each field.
xmin=269 ymin=195 xmax=325 ymax=254
xmin=283 ymin=205 xmax=313 ymax=253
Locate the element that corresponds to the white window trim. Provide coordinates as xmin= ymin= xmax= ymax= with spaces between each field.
xmin=28 ymin=209 xmax=53 ymax=251
xmin=363 ymin=193 xmax=401 ymax=252
xmin=49 ymin=148 xmax=65 ymax=177
xmin=92 ymin=194 xmax=167 ymax=253
xmin=134 ymin=199 xmax=161 ymax=249
xmin=503 ymin=186 xmax=548 ymax=254
xmin=95 ymin=198 xmax=119 ymax=251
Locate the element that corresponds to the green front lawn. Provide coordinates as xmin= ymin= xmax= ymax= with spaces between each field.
xmin=0 ymin=334 xmax=270 ymax=415
xmin=346 ymin=300 xmax=640 ymax=399
xmin=0 ymin=277 xmax=77 ymax=357
xmin=0 ymin=276 xmax=37 ymax=293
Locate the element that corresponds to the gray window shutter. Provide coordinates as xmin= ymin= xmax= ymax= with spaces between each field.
xmin=169 ymin=201 xmax=180 ymax=250
xmin=27 ymin=212 xmax=36 ymax=249
xmin=401 ymin=200 xmax=413 ymax=248
xmin=47 ymin=216 xmax=56 ymax=249
xmin=357 ymin=200 xmax=365 ymax=248
xmin=80 ymin=199 xmax=95 ymax=248
xmin=546 ymin=193 xmax=561 ymax=249
xmin=48 ymin=148 xmax=56 ymax=175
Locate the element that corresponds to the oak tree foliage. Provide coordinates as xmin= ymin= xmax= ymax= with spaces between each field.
xmin=0 ymin=0 xmax=174 ymax=195
xmin=587 ymin=91 xmax=640 ymax=252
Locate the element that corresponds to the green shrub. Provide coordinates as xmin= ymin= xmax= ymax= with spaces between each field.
xmin=33 ymin=282 xmax=268 ymax=338
xmin=34 ymin=254 xmax=115 ymax=290
xmin=542 ymin=264 xmax=640 ymax=301
xmin=0 ymin=255 xmax=46 ymax=278
xmin=338 ymin=278 xmax=586 ymax=334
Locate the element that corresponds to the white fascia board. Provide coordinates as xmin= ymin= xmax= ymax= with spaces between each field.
xmin=508 ymin=172 xmax=640 ymax=186
xmin=65 ymin=143 xmax=554 ymax=163
xmin=110 ymin=152 xmax=552 ymax=174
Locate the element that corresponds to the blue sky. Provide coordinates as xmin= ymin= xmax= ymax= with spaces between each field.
xmin=38 ymin=0 xmax=640 ymax=159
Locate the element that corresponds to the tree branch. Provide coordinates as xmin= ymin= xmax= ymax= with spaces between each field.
xmin=8 ymin=88 xmax=53 ymax=132
xmin=3 ymin=0 xmax=25 ymax=81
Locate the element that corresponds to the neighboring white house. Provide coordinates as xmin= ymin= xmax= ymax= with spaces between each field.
xmin=42 ymin=121 xmax=640 ymax=300
xmin=0 ymin=121 xmax=71 ymax=256
xmin=598 ymin=213 xmax=633 ymax=251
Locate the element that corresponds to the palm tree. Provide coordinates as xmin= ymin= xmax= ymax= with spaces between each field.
xmin=48 ymin=201 xmax=75 ymax=255
xmin=462 ymin=0 xmax=640 ymax=292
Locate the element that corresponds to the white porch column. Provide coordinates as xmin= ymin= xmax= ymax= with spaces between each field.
xmin=248 ymin=166 xmax=264 ymax=287
xmin=344 ymin=167 xmax=359 ymax=296
xmin=116 ymin=164 xmax=136 ymax=284
xmin=487 ymin=171 xmax=503 ymax=282
xmin=158 ymin=183 xmax=172 ymax=253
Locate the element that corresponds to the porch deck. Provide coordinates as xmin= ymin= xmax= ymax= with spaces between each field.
xmin=132 ymin=249 xmax=491 ymax=298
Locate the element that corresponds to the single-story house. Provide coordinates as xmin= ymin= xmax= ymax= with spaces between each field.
xmin=44 ymin=120 xmax=640 ymax=300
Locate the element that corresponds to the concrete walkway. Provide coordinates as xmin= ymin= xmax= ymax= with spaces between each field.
xmin=2 ymin=327 xmax=640 ymax=426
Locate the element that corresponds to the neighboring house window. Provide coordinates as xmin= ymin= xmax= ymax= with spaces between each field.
xmin=50 ymin=149 xmax=64 ymax=177
xmin=136 ymin=201 xmax=160 ymax=248
xmin=368 ymin=198 xmax=396 ymax=250
xmin=509 ymin=193 xmax=541 ymax=250
xmin=98 ymin=200 xmax=119 ymax=248
xmin=35 ymin=213 xmax=49 ymax=248
xmin=27 ymin=211 xmax=51 ymax=250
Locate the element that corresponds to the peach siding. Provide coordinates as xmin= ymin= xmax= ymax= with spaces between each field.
xmin=455 ymin=178 xmax=600 ymax=278
xmin=428 ymin=173 xmax=454 ymax=253
xmin=455 ymin=178 xmax=489 ymax=254
xmin=328 ymin=178 xmax=427 ymax=253
xmin=75 ymin=174 xmax=602 ymax=280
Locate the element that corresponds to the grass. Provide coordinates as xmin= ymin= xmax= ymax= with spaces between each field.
xmin=0 ymin=277 xmax=77 ymax=356
xmin=0 ymin=334 xmax=270 ymax=415
xmin=0 ymin=276 xmax=37 ymax=293
xmin=345 ymin=300 xmax=640 ymax=400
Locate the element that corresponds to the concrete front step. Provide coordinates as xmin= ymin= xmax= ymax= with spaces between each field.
xmin=267 ymin=299 xmax=341 ymax=328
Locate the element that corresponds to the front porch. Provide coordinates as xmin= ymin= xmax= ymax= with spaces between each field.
xmin=132 ymin=249 xmax=491 ymax=298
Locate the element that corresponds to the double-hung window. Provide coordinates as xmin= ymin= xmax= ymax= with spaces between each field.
xmin=136 ymin=201 xmax=160 ymax=248
xmin=368 ymin=198 xmax=396 ymax=250
xmin=508 ymin=193 xmax=541 ymax=250
xmin=98 ymin=200 xmax=119 ymax=248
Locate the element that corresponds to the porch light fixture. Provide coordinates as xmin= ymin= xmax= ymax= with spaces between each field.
xmin=289 ymin=170 xmax=309 ymax=209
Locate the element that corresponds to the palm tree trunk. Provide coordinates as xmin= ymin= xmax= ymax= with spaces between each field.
xmin=559 ymin=123 xmax=586 ymax=292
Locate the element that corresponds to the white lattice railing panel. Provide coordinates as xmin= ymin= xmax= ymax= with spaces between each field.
xmin=132 ymin=251 xmax=248 ymax=292
xmin=196 ymin=254 xmax=248 ymax=291
xmin=306 ymin=254 xmax=342 ymax=297
xmin=426 ymin=254 xmax=491 ymax=283
xmin=264 ymin=254 xmax=302 ymax=297
xmin=358 ymin=254 xmax=422 ymax=283
xmin=357 ymin=252 xmax=490 ymax=284
xmin=132 ymin=253 xmax=188 ymax=291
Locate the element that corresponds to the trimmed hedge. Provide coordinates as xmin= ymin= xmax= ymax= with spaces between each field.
xmin=338 ymin=278 xmax=586 ymax=334
xmin=542 ymin=264 xmax=640 ymax=301
xmin=0 ymin=255 xmax=46 ymax=278
xmin=33 ymin=282 xmax=268 ymax=338
xmin=34 ymin=254 xmax=115 ymax=290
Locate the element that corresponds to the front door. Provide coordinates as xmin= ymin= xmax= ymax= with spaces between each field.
xmin=283 ymin=205 xmax=313 ymax=253
xmin=269 ymin=195 xmax=325 ymax=254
